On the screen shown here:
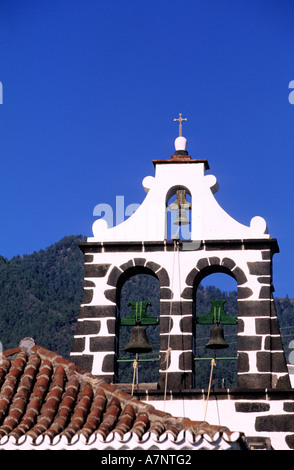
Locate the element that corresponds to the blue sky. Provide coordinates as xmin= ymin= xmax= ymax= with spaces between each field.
xmin=0 ymin=0 xmax=294 ymax=297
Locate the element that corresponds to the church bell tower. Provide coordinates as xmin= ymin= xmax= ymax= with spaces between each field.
xmin=70 ymin=115 xmax=290 ymax=392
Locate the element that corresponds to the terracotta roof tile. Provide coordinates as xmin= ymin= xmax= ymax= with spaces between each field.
xmin=0 ymin=340 xmax=248 ymax=450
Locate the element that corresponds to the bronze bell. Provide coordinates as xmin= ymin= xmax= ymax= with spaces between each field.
xmin=125 ymin=324 xmax=152 ymax=354
xmin=169 ymin=189 xmax=191 ymax=226
xmin=206 ymin=324 xmax=229 ymax=350
xmin=174 ymin=208 xmax=190 ymax=226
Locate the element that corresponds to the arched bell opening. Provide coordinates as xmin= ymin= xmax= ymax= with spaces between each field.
xmin=116 ymin=268 xmax=160 ymax=385
xmin=193 ymin=269 xmax=238 ymax=389
xmin=165 ymin=185 xmax=192 ymax=241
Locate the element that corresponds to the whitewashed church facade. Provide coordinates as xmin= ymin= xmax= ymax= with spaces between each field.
xmin=70 ymin=117 xmax=294 ymax=449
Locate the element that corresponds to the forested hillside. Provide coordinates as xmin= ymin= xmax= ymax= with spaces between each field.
xmin=0 ymin=235 xmax=293 ymax=388
xmin=0 ymin=235 xmax=85 ymax=358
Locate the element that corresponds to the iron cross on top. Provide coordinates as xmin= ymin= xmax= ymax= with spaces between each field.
xmin=174 ymin=113 xmax=187 ymax=137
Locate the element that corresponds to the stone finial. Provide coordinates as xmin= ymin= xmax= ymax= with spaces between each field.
xmin=174 ymin=135 xmax=188 ymax=153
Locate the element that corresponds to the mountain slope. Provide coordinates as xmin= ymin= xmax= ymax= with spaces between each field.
xmin=0 ymin=235 xmax=293 ymax=374
xmin=0 ymin=235 xmax=85 ymax=358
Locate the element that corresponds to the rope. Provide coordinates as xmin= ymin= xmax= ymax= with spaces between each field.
xmin=163 ymin=239 xmax=178 ymax=410
xmin=213 ymin=307 xmax=221 ymax=324
xmin=176 ymin=238 xmax=186 ymax=418
xmin=163 ymin=347 xmax=172 ymax=410
xmin=131 ymin=356 xmax=138 ymax=395
xmin=203 ymin=356 xmax=216 ymax=421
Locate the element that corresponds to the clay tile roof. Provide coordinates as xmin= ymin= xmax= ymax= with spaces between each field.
xmin=0 ymin=339 xmax=248 ymax=450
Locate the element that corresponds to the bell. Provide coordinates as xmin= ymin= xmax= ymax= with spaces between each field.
xmin=169 ymin=189 xmax=191 ymax=226
xmin=173 ymin=208 xmax=190 ymax=226
xmin=125 ymin=324 xmax=152 ymax=354
xmin=206 ymin=324 xmax=229 ymax=350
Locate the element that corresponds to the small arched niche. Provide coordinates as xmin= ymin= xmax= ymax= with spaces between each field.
xmin=117 ymin=270 xmax=160 ymax=385
xmin=194 ymin=272 xmax=238 ymax=389
xmin=166 ymin=186 xmax=192 ymax=241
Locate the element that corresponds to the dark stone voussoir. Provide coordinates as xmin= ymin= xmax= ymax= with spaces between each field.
xmin=238 ymin=287 xmax=253 ymax=299
xmin=261 ymin=351 xmax=289 ymax=373
xmin=84 ymin=264 xmax=111 ymax=278
xmin=160 ymin=288 xmax=173 ymax=299
xmin=145 ymin=261 xmax=161 ymax=272
xmin=104 ymin=288 xmax=117 ymax=303
xmin=159 ymin=351 xmax=171 ymax=371
xmin=285 ymin=435 xmax=294 ymax=449
xmin=238 ymin=335 xmax=262 ymax=351
xmin=107 ymin=266 xmax=123 ymax=287
xmin=75 ymin=320 xmax=101 ymax=336
xmin=196 ymin=258 xmax=209 ymax=270
xmin=81 ymin=289 xmax=93 ymax=304
xmin=179 ymin=351 xmax=194 ymax=371
xmin=221 ymin=258 xmax=236 ymax=270
xmin=159 ymin=371 xmax=193 ymax=390
xmin=181 ymin=287 xmax=193 ymax=299
xmin=259 ymin=286 xmax=272 ymax=299
xmin=237 ymin=300 xmax=271 ymax=317
xmin=238 ymin=352 xmax=249 ymax=372
xmin=264 ymin=336 xmax=284 ymax=352
xmin=276 ymin=374 xmax=292 ymax=390
xmin=70 ymin=354 xmax=93 ymax=372
xmin=79 ymin=305 xmax=117 ymax=318
xmin=255 ymin=318 xmax=271 ymax=335
xmin=90 ymin=336 xmax=116 ymax=352
xmin=160 ymin=301 xmax=193 ymax=316
xmin=232 ymin=266 xmax=247 ymax=285
xmin=235 ymin=402 xmax=270 ymax=413
xmin=160 ymin=334 xmax=193 ymax=351
xmin=156 ymin=267 xmax=170 ymax=287
xmin=119 ymin=260 xmax=134 ymax=271
xmin=180 ymin=316 xmax=194 ymax=333
xmin=185 ymin=268 xmax=199 ymax=286
xmin=208 ymin=257 xmax=220 ymax=266
xmin=255 ymin=414 xmax=294 ymax=433
xmin=247 ymin=262 xmax=271 ymax=276
xmin=133 ymin=257 xmax=147 ymax=266
xmin=238 ymin=373 xmax=272 ymax=389
xmin=160 ymin=317 xmax=173 ymax=334
xmin=71 ymin=337 xmax=85 ymax=353
xmin=102 ymin=354 xmax=116 ymax=373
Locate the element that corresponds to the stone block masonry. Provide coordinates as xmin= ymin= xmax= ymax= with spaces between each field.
xmin=69 ymin=135 xmax=293 ymax=449
xmin=70 ymin=238 xmax=290 ymax=391
xmin=143 ymin=389 xmax=294 ymax=450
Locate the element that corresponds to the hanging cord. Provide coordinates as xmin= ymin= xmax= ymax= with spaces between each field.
xmin=163 ymin=346 xmax=172 ymax=410
xmin=203 ymin=309 xmax=221 ymax=421
xmin=163 ymin=239 xmax=178 ymax=410
xmin=213 ymin=307 xmax=221 ymax=324
xmin=176 ymin=238 xmax=186 ymax=418
xmin=131 ymin=354 xmax=138 ymax=395
xmin=203 ymin=355 xmax=216 ymax=422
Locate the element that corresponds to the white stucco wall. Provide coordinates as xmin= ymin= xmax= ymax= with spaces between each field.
xmin=89 ymin=160 xmax=268 ymax=243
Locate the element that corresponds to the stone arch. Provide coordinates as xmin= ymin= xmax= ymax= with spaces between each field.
xmin=165 ymin=184 xmax=192 ymax=203
xmin=190 ymin=257 xmax=239 ymax=389
xmin=104 ymin=258 xmax=171 ymax=305
xmin=109 ymin=259 xmax=162 ymax=384
xmin=182 ymin=256 xmax=248 ymax=301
